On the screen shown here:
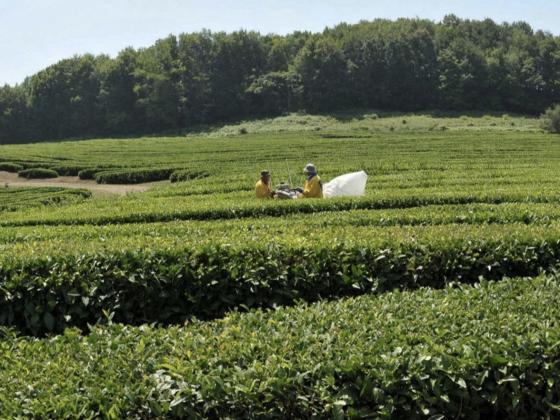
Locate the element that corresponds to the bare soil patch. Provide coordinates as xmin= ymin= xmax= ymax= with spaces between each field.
xmin=0 ymin=171 xmax=170 ymax=198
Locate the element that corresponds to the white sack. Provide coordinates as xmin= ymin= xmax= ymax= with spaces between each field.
xmin=323 ymin=170 xmax=368 ymax=198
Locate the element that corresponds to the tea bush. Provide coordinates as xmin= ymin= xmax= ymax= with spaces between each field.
xmin=50 ymin=165 xmax=87 ymax=176
xmin=78 ymin=168 xmax=99 ymax=180
xmin=169 ymin=169 xmax=210 ymax=183
xmin=2 ymin=125 xmax=560 ymax=416
xmin=0 ymin=187 xmax=91 ymax=211
xmin=17 ymin=168 xmax=59 ymax=179
xmin=94 ymin=168 xmax=176 ymax=184
xmin=4 ymin=212 xmax=560 ymax=335
xmin=2 ymin=276 xmax=560 ymax=418
xmin=0 ymin=162 xmax=23 ymax=172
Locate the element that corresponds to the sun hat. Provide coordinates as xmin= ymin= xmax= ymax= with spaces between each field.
xmin=260 ymin=170 xmax=270 ymax=177
xmin=303 ymin=163 xmax=316 ymax=173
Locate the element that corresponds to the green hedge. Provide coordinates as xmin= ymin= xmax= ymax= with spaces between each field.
xmin=51 ymin=165 xmax=87 ymax=176
xmin=20 ymin=162 xmax=53 ymax=169
xmin=94 ymin=168 xmax=176 ymax=184
xmin=77 ymin=168 xmax=99 ymax=180
xmin=2 ymin=276 xmax=560 ymax=418
xmin=169 ymin=169 xmax=210 ymax=183
xmin=17 ymin=168 xmax=59 ymax=179
xmin=0 ymin=162 xmax=23 ymax=172
xmin=0 ymin=187 xmax=91 ymax=211
xmin=4 ymin=186 xmax=560 ymax=228
xmin=3 ymin=222 xmax=560 ymax=335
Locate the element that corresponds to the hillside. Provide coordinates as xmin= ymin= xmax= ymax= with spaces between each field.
xmin=1 ymin=15 xmax=559 ymax=145
xmin=2 ymin=115 xmax=560 ymax=417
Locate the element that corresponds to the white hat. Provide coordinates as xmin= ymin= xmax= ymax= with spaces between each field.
xmin=303 ymin=163 xmax=316 ymax=173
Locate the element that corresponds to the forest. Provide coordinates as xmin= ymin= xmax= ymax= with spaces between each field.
xmin=1 ymin=15 xmax=559 ymax=144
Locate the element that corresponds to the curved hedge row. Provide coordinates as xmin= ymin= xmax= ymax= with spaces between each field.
xmin=169 ymin=169 xmax=210 ymax=183
xmin=0 ymin=187 xmax=92 ymax=211
xmin=94 ymin=168 xmax=177 ymax=184
xmin=2 ymin=184 xmax=560 ymax=227
xmin=0 ymin=162 xmax=23 ymax=172
xmin=17 ymin=168 xmax=59 ymax=179
xmin=3 ymin=219 xmax=560 ymax=335
xmin=2 ymin=276 xmax=560 ymax=418
xmin=50 ymin=165 xmax=88 ymax=176
xmin=77 ymin=168 xmax=99 ymax=180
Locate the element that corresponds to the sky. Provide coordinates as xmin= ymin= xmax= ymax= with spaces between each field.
xmin=1 ymin=0 xmax=559 ymax=87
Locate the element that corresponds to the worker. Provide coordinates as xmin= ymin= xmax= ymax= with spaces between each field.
xmin=297 ymin=163 xmax=323 ymax=198
xmin=255 ymin=170 xmax=277 ymax=198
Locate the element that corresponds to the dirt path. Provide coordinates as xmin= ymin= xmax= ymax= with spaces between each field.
xmin=0 ymin=171 xmax=170 ymax=198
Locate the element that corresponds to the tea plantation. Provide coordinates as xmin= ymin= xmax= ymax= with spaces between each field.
xmin=2 ymin=117 xmax=560 ymax=418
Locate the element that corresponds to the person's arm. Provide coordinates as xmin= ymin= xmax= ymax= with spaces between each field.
xmin=299 ymin=181 xmax=312 ymax=198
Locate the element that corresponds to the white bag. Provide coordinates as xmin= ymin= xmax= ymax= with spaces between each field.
xmin=323 ymin=170 xmax=368 ymax=198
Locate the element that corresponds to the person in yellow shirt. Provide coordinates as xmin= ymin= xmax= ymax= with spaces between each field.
xmin=297 ymin=163 xmax=323 ymax=198
xmin=255 ymin=170 xmax=277 ymax=199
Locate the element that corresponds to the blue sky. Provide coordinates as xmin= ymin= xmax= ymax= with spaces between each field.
xmin=1 ymin=0 xmax=559 ymax=86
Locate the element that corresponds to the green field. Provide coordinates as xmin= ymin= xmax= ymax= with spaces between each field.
xmin=2 ymin=114 xmax=560 ymax=418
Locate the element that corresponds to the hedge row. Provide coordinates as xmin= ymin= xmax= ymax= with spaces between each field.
xmin=5 ymin=202 xmax=560 ymax=248
xmin=0 ymin=187 xmax=92 ymax=211
xmin=3 ymin=220 xmax=560 ymax=335
xmin=78 ymin=168 xmax=98 ymax=180
xmin=3 ymin=185 xmax=560 ymax=227
xmin=169 ymin=169 xmax=210 ymax=183
xmin=94 ymin=168 xmax=177 ymax=184
xmin=2 ymin=276 xmax=560 ymax=418
xmin=17 ymin=168 xmax=59 ymax=179
xmin=0 ymin=162 xmax=23 ymax=172
xmin=50 ymin=165 xmax=88 ymax=176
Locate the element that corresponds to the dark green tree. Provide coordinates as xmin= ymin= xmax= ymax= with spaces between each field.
xmin=0 ymin=84 xmax=29 ymax=144
xmin=266 ymin=31 xmax=311 ymax=72
xmin=293 ymin=36 xmax=349 ymax=112
xmin=97 ymin=47 xmax=143 ymax=134
xmin=134 ymin=35 xmax=181 ymax=132
xmin=246 ymin=70 xmax=301 ymax=115
xmin=2 ymin=17 xmax=560 ymax=144
xmin=207 ymin=30 xmax=268 ymax=121
xmin=177 ymin=30 xmax=215 ymax=124
xmin=437 ymin=38 xmax=489 ymax=109
xmin=26 ymin=54 xmax=102 ymax=140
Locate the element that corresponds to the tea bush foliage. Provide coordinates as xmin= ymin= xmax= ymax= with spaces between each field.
xmin=3 ymin=127 xmax=560 ymax=416
xmin=4 ymin=205 xmax=560 ymax=335
xmin=77 ymin=168 xmax=99 ymax=180
xmin=2 ymin=276 xmax=560 ymax=418
xmin=0 ymin=162 xmax=23 ymax=172
xmin=94 ymin=168 xmax=177 ymax=184
xmin=0 ymin=187 xmax=92 ymax=211
xmin=17 ymin=168 xmax=59 ymax=179
xmin=169 ymin=169 xmax=210 ymax=183
xmin=50 ymin=165 xmax=88 ymax=176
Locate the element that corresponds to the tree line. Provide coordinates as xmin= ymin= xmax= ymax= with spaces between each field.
xmin=1 ymin=15 xmax=559 ymax=144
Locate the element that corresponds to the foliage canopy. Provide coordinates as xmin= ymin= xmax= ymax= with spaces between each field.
xmin=1 ymin=16 xmax=560 ymax=144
